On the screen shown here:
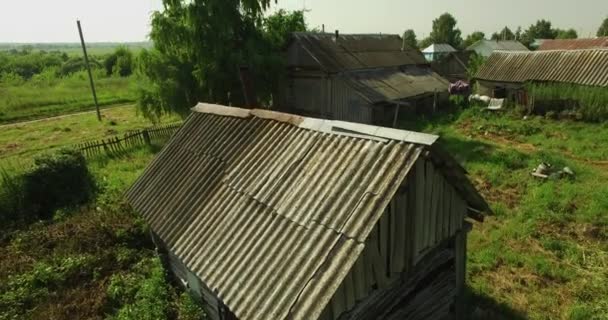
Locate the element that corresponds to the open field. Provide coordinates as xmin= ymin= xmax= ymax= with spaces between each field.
xmin=0 ymin=73 xmax=137 ymax=124
xmin=399 ymin=107 xmax=608 ymax=319
xmin=0 ymin=104 xmax=180 ymax=163
xmin=0 ymin=42 xmax=152 ymax=56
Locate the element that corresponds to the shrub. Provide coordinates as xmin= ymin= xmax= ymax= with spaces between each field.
xmin=21 ymin=148 xmax=95 ymax=220
xmin=0 ymin=166 xmax=24 ymax=225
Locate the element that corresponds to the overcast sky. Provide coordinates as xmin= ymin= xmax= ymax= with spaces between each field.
xmin=0 ymin=0 xmax=606 ymax=43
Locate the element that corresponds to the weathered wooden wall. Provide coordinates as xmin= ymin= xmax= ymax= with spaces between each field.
xmin=319 ymin=157 xmax=469 ymax=319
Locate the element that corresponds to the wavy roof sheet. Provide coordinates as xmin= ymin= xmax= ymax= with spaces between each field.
xmin=126 ymin=103 xmax=489 ymax=320
xmin=475 ymin=49 xmax=608 ymax=87
xmin=292 ymin=33 xmax=427 ymax=72
xmin=342 ymin=66 xmax=450 ymax=103
xmin=538 ymin=37 xmax=608 ymax=51
xmin=467 ymin=40 xmax=529 ymax=52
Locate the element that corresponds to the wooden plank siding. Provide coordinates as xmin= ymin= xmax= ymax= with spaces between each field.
xmin=319 ymin=158 xmax=470 ymax=319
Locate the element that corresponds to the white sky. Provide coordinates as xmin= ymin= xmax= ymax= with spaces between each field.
xmin=0 ymin=0 xmax=606 ymax=42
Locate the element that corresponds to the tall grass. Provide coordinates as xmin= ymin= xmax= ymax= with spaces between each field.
xmin=526 ymin=83 xmax=608 ymax=121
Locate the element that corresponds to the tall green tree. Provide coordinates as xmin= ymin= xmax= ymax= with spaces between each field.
xmin=428 ymin=13 xmax=462 ymax=48
xmin=598 ymin=16 xmax=608 ymax=36
xmin=491 ymin=27 xmax=515 ymax=41
xmin=402 ymin=29 xmax=418 ymax=49
xmin=136 ymin=0 xmax=305 ymax=120
xmin=521 ymin=19 xmax=557 ymax=47
xmin=463 ymin=31 xmax=485 ymax=48
xmin=555 ymin=28 xmax=578 ymax=39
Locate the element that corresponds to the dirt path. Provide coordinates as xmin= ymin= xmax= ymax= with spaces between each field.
xmin=0 ymin=104 xmax=131 ymax=129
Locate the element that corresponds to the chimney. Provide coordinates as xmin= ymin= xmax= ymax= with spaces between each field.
xmin=322 ymin=24 xmax=325 ymax=33
xmin=335 ymin=30 xmax=339 ymax=41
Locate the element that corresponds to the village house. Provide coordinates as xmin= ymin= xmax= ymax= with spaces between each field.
xmin=421 ymin=43 xmax=457 ymax=62
xmin=126 ymin=103 xmax=491 ymax=320
xmin=430 ymin=51 xmax=475 ymax=82
xmin=466 ymin=39 xmax=528 ymax=58
xmin=474 ymin=49 xmax=608 ymax=105
xmin=277 ymin=33 xmax=450 ymax=127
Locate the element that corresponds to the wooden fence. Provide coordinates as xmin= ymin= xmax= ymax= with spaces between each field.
xmin=75 ymin=123 xmax=182 ymax=158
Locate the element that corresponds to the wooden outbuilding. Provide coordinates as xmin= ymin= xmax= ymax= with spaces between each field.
xmin=277 ymin=33 xmax=450 ymax=127
xmin=126 ymin=103 xmax=491 ymax=320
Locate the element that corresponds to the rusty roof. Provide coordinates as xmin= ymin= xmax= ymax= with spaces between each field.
xmin=538 ymin=37 xmax=608 ymax=51
xmin=126 ymin=103 xmax=489 ymax=320
xmin=292 ymin=33 xmax=427 ymax=72
xmin=475 ymin=49 xmax=608 ymax=87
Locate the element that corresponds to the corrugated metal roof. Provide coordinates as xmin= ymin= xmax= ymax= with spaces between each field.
xmin=467 ymin=40 xmax=529 ymax=52
xmin=421 ymin=43 xmax=457 ymax=53
xmin=475 ymin=49 xmax=608 ymax=87
xmin=342 ymin=66 xmax=449 ymax=103
xmin=126 ymin=104 xmax=489 ymax=320
xmin=538 ymin=37 xmax=608 ymax=51
xmin=292 ymin=33 xmax=427 ymax=72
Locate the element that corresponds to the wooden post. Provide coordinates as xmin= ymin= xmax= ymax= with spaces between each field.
xmin=142 ymin=129 xmax=151 ymax=146
xmin=392 ymin=103 xmax=400 ymax=128
xmin=77 ymin=20 xmax=101 ymax=122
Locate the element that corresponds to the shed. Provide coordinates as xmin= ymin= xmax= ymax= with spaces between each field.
xmin=126 ymin=103 xmax=491 ymax=320
xmin=278 ymin=33 xmax=450 ymax=127
xmin=430 ymin=51 xmax=475 ymax=82
xmin=421 ymin=43 xmax=457 ymax=62
xmin=537 ymin=37 xmax=608 ymax=51
xmin=474 ymin=49 xmax=608 ymax=105
xmin=466 ymin=40 xmax=528 ymax=58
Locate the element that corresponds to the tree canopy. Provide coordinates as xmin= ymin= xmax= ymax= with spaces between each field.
xmin=491 ymin=27 xmax=515 ymax=41
xmin=521 ymin=19 xmax=557 ymax=47
xmin=136 ymin=0 xmax=306 ymax=120
xmin=555 ymin=28 xmax=578 ymax=39
xmin=428 ymin=13 xmax=462 ymax=48
xmin=463 ymin=31 xmax=485 ymax=48
xmin=402 ymin=29 xmax=418 ymax=49
xmin=598 ymin=17 xmax=608 ymax=37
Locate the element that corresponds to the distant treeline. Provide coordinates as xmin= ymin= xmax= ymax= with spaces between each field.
xmin=0 ymin=46 xmax=136 ymax=81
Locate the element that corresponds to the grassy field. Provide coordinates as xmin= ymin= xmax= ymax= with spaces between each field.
xmin=0 ymin=72 xmax=137 ymax=124
xmin=0 ymin=104 xmax=180 ymax=163
xmin=399 ymin=107 xmax=608 ymax=319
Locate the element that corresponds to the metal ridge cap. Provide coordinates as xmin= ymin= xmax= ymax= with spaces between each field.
xmin=192 ymin=103 xmax=439 ymax=145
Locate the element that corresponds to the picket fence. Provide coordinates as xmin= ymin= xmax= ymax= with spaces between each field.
xmin=75 ymin=123 xmax=182 ymax=158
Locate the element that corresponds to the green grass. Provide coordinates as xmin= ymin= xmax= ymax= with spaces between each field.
xmin=0 ymin=104 xmax=181 ymax=163
xmin=399 ymin=107 xmax=608 ymax=319
xmin=0 ymin=147 xmax=204 ymax=320
xmin=0 ymin=72 xmax=138 ymax=124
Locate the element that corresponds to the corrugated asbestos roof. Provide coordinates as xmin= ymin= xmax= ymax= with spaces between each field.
xmin=126 ymin=103 xmax=489 ymax=320
xmin=293 ymin=33 xmax=427 ymax=72
xmin=538 ymin=37 xmax=608 ymax=51
xmin=467 ymin=40 xmax=529 ymax=52
xmin=342 ymin=66 xmax=450 ymax=103
xmin=475 ymin=49 xmax=608 ymax=87
xmin=422 ymin=43 xmax=457 ymax=53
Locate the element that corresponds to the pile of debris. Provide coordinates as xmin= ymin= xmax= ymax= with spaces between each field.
xmin=531 ymin=162 xmax=575 ymax=180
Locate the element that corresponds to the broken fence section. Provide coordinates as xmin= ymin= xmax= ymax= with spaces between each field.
xmin=75 ymin=123 xmax=182 ymax=158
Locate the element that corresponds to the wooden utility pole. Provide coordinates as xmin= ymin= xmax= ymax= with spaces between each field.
xmin=77 ymin=20 xmax=101 ymax=121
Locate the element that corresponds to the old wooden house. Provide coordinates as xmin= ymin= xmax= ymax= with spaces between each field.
xmin=277 ymin=33 xmax=450 ymax=127
xmin=430 ymin=51 xmax=474 ymax=82
xmin=127 ymin=103 xmax=491 ymax=320
xmin=474 ymin=49 xmax=608 ymax=104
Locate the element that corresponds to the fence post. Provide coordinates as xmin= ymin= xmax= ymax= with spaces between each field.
xmin=142 ymin=129 xmax=151 ymax=146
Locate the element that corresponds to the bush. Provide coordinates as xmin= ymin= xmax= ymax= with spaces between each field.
xmin=0 ymin=167 xmax=24 ymax=224
xmin=20 ymin=148 xmax=95 ymax=220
